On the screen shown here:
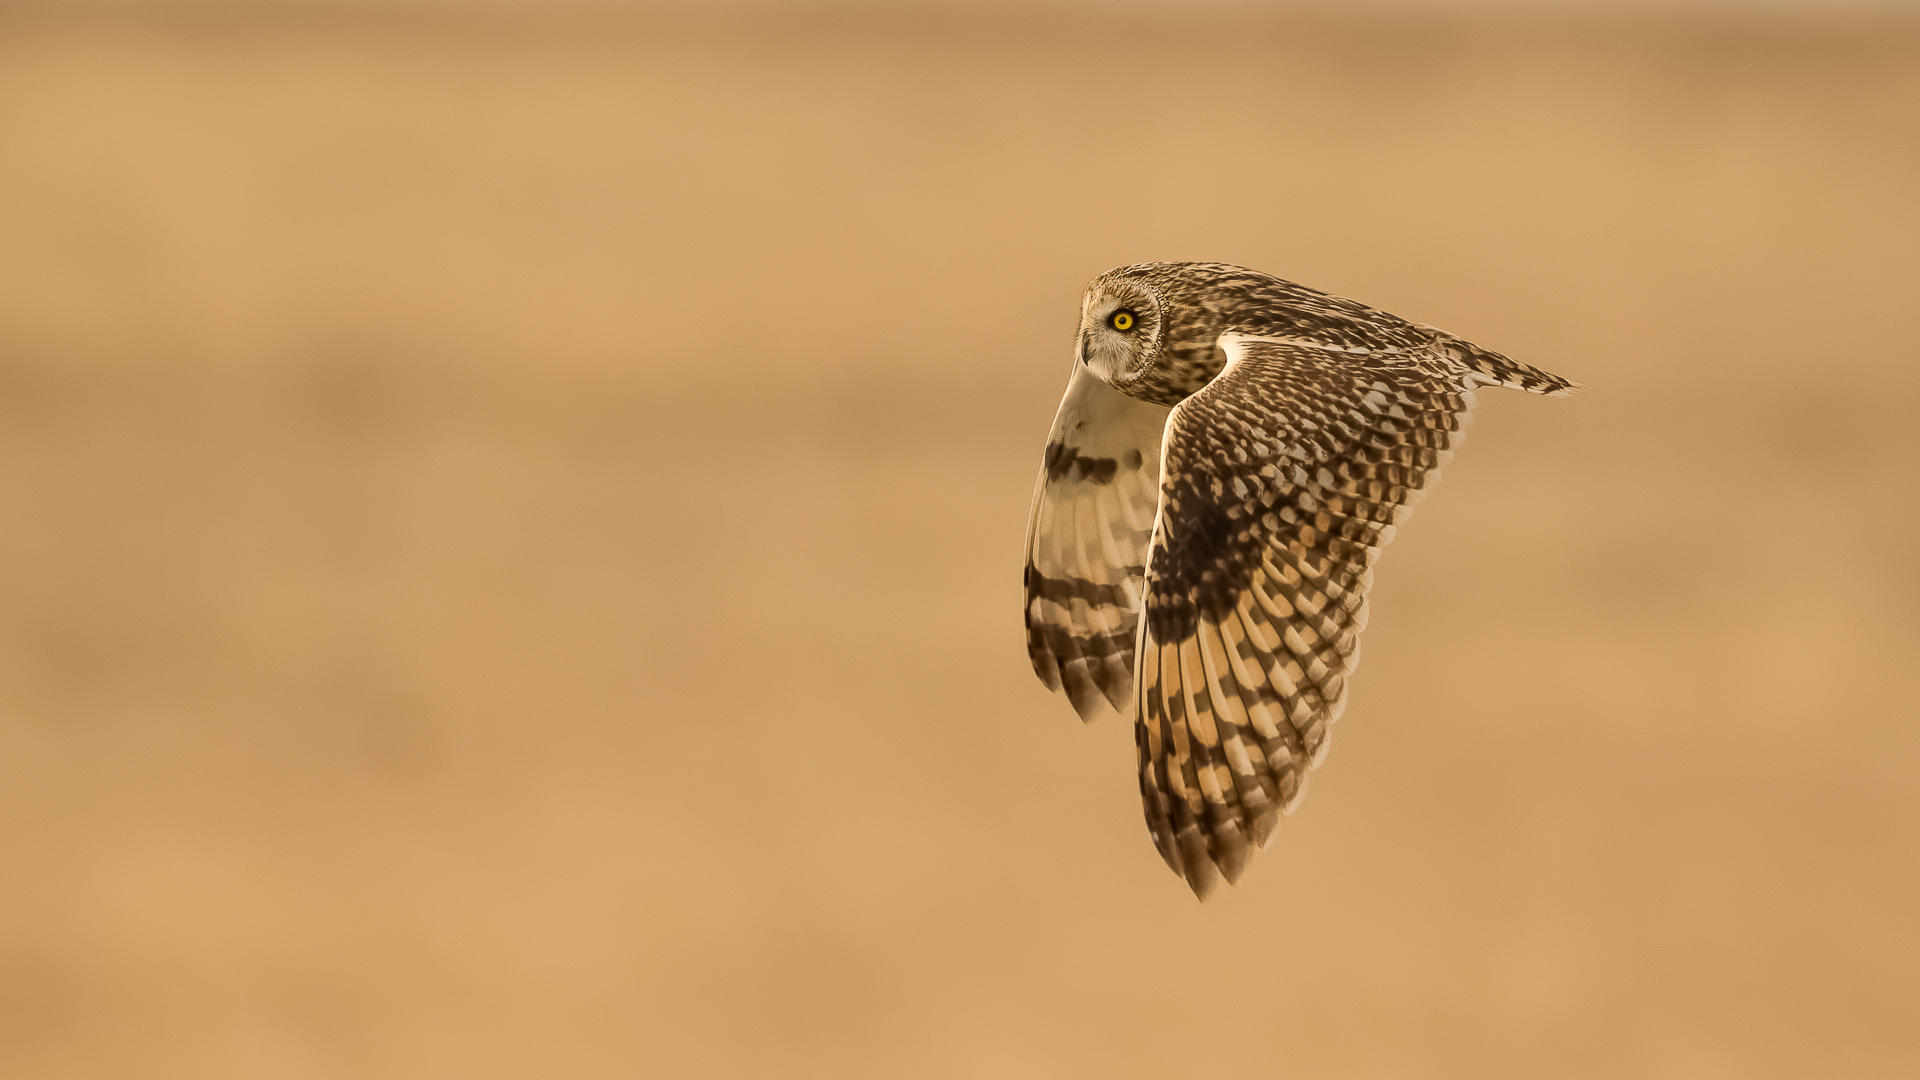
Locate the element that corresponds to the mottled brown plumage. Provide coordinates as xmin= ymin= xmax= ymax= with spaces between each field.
xmin=1024 ymin=262 xmax=1576 ymax=898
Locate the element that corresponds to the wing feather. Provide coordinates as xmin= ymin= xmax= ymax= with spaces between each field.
xmin=1133 ymin=334 xmax=1515 ymax=897
xmin=1024 ymin=361 xmax=1170 ymax=720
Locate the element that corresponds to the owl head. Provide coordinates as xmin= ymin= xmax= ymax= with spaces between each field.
xmin=1077 ymin=263 xmax=1261 ymax=407
xmin=1075 ymin=271 xmax=1165 ymax=388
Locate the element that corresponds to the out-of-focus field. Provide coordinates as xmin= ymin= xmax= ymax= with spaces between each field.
xmin=0 ymin=5 xmax=1916 ymax=1078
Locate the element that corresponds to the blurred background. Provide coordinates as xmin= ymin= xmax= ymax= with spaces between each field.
xmin=1 ymin=0 xmax=1917 ymax=1077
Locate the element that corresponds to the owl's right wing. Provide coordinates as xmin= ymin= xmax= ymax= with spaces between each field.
xmin=1132 ymin=336 xmax=1485 ymax=898
xmin=1024 ymin=361 xmax=1171 ymax=721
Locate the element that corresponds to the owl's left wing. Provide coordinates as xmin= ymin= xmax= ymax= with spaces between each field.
xmin=1024 ymin=361 xmax=1171 ymax=721
xmin=1134 ymin=335 xmax=1475 ymax=898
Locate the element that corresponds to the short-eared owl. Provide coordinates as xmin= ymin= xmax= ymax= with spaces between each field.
xmin=1024 ymin=262 xmax=1575 ymax=899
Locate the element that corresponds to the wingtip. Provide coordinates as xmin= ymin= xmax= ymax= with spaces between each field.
xmin=1186 ymin=862 xmax=1222 ymax=901
xmin=1149 ymin=824 xmax=1183 ymax=876
xmin=1028 ymin=645 xmax=1062 ymax=692
xmin=1212 ymin=824 xmax=1251 ymax=885
xmin=1176 ymin=826 xmax=1221 ymax=900
xmin=1061 ymin=662 xmax=1107 ymax=720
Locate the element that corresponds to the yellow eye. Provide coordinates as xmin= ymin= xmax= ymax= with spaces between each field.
xmin=1109 ymin=310 xmax=1135 ymax=332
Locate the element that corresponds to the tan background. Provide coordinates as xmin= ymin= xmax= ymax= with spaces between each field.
xmin=1 ymin=3 xmax=1916 ymax=1077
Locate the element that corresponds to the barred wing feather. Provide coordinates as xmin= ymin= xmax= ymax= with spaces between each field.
xmin=1134 ymin=335 xmax=1485 ymax=898
xmin=1024 ymin=361 xmax=1171 ymax=721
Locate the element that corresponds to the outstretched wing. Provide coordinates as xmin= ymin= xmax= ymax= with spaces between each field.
xmin=1133 ymin=335 xmax=1480 ymax=898
xmin=1024 ymin=361 xmax=1171 ymax=721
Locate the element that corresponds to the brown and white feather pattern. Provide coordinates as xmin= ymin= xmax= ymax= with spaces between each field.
xmin=1135 ymin=334 xmax=1481 ymax=897
xmin=1025 ymin=262 xmax=1577 ymax=899
xmin=1024 ymin=361 xmax=1170 ymax=720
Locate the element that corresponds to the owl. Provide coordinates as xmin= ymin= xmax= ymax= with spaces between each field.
xmin=1024 ymin=262 xmax=1576 ymax=899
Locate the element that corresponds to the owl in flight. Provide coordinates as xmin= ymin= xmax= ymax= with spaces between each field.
xmin=1024 ymin=262 xmax=1575 ymax=899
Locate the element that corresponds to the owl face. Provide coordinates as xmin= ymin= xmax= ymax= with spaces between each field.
xmin=1076 ymin=277 xmax=1164 ymax=388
